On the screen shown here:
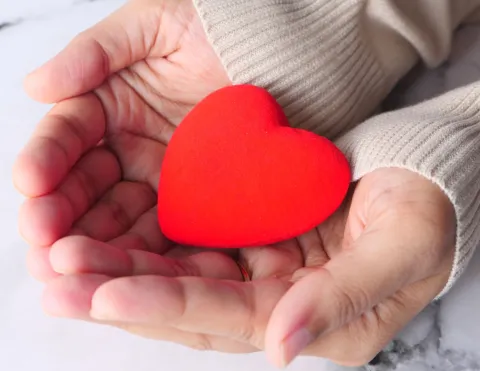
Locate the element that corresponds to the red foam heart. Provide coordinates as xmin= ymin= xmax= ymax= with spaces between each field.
xmin=158 ymin=85 xmax=350 ymax=248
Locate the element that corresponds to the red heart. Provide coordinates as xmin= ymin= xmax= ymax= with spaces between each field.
xmin=158 ymin=85 xmax=350 ymax=248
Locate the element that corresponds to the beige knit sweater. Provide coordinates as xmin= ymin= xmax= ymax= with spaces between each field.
xmin=193 ymin=0 xmax=480 ymax=297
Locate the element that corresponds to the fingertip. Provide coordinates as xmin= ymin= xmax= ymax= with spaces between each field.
xmin=50 ymin=236 xmax=133 ymax=276
xmin=89 ymin=276 xmax=133 ymax=321
xmin=265 ymin=273 xmax=325 ymax=367
xmin=13 ymin=139 xmax=69 ymax=198
xmin=22 ymin=48 xmax=70 ymax=103
xmin=42 ymin=274 xmax=111 ymax=319
xmin=12 ymin=151 xmax=40 ymax=197
xmin=90 ymin=276 xmax=165 ymax=322
xmin=26 ymin=247 xmax=60 ymax=282
xmin=265 ymin=317 xmax=313 ymax=368
xmin=24 ymin=37 xmax=109 ymax=103
xmin=23 ymin=68 xmax=54 ymax=104
xmin=275 ymin=328 xmax=314 ymax=368
xmin=22 ymin=49 xmax=71 ymax=104
xmin=19 ymin=194 xmax=74 ymax=247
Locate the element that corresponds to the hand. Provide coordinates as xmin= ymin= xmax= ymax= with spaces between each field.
xmin=13 ymin=0 xmax=455 ymax=365
xmin=13 ymin=0 xmax=231 ymax=280
xmin=37 ymin=168 xmax=455 ymax=367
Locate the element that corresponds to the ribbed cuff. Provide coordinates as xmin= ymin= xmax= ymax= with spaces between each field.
xmin=193 ymin=0 xmax=389 ymax=138
xmin=336 ymin=82 xmax=480 ymax=298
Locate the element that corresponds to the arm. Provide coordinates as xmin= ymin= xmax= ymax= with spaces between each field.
xmin=337 ymin=81 xmax=480 ymax=297
xmin=194 ymin=0 xmax=480 ymax=135
xmin=194 ymin=0 xmax=480 ymax=294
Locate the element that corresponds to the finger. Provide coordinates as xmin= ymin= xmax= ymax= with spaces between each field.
xmin=240 ymin=221 xmax=339 ymax=283
xmin=303 ymin=274 xmax=448 ymax=366
xmin=43 ymin=276 xmax=257 ymax=354
xmin=73 ymin=181 xmax=156 ymax=241
xmin=103 ymin=116 xmax=168 ymax=190
xmin=50 ymin=237 xmax=132 ymax=277
xmin=287 ymin=228 xmax=331 ymax=283
xmin=264 ymin=222 xmax=438 ymax=367
xmin=89 ymin=276 xmax=291 ymax=348
xmin=26 ymin=247 xmax=59 ymax=282
xmin=109 ymin=206 xmax=171 ymax=254
xmin=24 ymin=0 xmax=171 ymax=103
xmin=49 ymin=236 xmax=243 ymax=280
xmin=19 ymin=147 xmax=120 ymax=246
xmin=42 ymin=274 xmax=111 ymax=320
xmin=13 ymin=94 xmax=107 ymax=197
xmin=239 ymin=239 xmax=303 ymax=280
xmin=296 ymin=228 xmax=330 ymax=268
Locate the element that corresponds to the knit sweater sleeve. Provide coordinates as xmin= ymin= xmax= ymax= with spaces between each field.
xmin=337 ymin=82 xmax=480 ymax=297
xmin=193 ymin=0 xmax=480 ymax=295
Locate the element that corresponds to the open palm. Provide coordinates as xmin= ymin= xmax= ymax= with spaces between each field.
xmin=14 ymin=0 xmax=239 ymax=281
xmin=33 ymin=167 xmax=453 ymax=366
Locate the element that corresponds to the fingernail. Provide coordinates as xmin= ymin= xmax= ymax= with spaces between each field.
xmin=280 ymin=328 xmax=314 ymax=367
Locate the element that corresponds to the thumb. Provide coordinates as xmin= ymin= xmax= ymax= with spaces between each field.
xmin=264 ymin=221 xmax=436 ymax=367
xmin=24 ymin=0 xmax=175 ymax=103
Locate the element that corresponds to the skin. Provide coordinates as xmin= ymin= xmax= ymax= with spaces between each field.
xmin=13 ymin=0 xmax=456 ymax=367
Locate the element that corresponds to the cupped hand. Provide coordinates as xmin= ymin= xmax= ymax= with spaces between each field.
xmin=38 ymin=168 xmax=456 ymax=367
xmin=13 ymin=0 xmax=232 ymax=281
xmin=13 ymin=0 xmax=456 ymax=366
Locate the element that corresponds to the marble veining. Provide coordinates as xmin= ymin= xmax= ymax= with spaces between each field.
xmin=0 ymin=20 xmax=21 ymax=30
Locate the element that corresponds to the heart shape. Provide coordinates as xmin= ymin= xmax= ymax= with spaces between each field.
xmin=158 ymin=85 xmax=351 ymax=248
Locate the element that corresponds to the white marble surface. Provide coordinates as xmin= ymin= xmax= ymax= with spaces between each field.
xmin=1 ymin=1 xmax=480 ymax=370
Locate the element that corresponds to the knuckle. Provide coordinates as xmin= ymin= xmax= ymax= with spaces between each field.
xmin=379 ymin=294 xmax=409 ymax=325
xmin=173 ymin=257 xmax=200 ymax=277
xmin=187 ymin=335 xmax=213 ymax=352
xmin=330 ymin=290 xmax=357 ymax=327
xmin=171 ymin=279 xmax=188 ymax=323
xmin=322 ymin=268 xmax=372 ymax=325
xmin=236 ymin=290 xmax=260 ymax=345
xmin=229 ymin=283 xmax=264 ymax=349
xmin=107 ymin=198 xmax=132 ymax=230
xmin=67 ymin=166 xmax=97 ymax=206
xmin=238 ymin=321 xmax=261 ymax=349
